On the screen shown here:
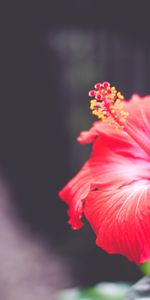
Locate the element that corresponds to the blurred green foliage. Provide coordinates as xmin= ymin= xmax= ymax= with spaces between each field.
xmin=57 ymin=282 xmax=130 ymax=300
xmin=140 ymin=261 xmax=150 ymax=275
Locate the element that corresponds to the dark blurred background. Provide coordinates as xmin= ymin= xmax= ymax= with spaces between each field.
xmin=1 ymin=0 xmax=150 ymax=295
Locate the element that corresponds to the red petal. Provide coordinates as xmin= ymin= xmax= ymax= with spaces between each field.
xmin=77 ymin=121 xmax=101 ymax=144
xmin=125 ymin=94 xmax=150 ymax=153
xmin=59 ymin=162 xmax=92 ymax=230
xmin=59 ymin=127 xmax=150 ymax=232
xmin=84 ymin=180 xmax=150 ymax=264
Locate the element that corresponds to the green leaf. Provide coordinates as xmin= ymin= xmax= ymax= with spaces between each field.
xmin=80 ymin=287 xmax=100 ymax=299
xmin=140 ymin=261 xmax=150 ymax=275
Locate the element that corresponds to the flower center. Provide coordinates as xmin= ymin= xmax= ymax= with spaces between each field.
xmin=89 ymin=82 xmax=150 ymax=157
xmin=89 ymin=82 xmax=128 ymax=130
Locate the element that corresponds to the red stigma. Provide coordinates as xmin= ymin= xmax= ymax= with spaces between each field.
xmin=95 ymin=94 xmax=101 ymax=101
xmin=103 ymin=82 xmax=110 ymax=89
xmin=107 ymin=88 xmax=112 ymax=94
xmin=94 ymin=83 xmax=101 ymax=90
xmin=89 ymin=90 xmax=96 ymax=97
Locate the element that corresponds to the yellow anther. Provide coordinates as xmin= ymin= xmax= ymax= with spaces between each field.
xmin=120 ymin=118 xmax=126 ymax=123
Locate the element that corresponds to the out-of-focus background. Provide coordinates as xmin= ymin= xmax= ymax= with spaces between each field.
xmin=1 ymin=1 xmax=150 ymax=299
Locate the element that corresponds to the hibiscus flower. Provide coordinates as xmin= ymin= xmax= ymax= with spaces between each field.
xmin=58 ymin=82 xmax=150 ymax=265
